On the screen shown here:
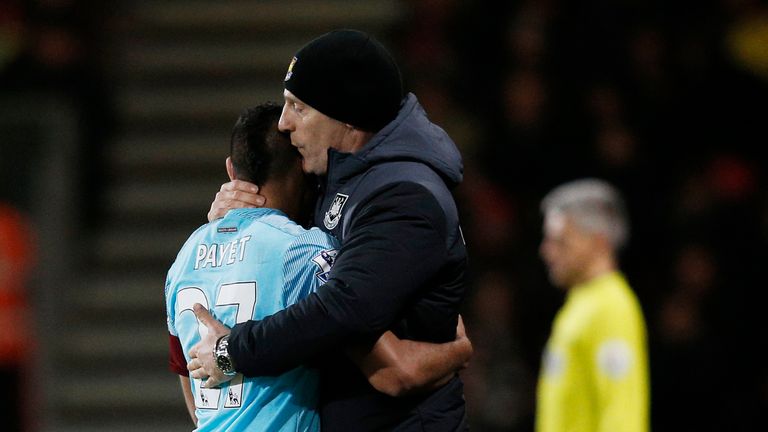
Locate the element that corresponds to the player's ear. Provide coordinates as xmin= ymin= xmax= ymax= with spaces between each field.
xmin=226 ymin=157 xmax=237 ymax=181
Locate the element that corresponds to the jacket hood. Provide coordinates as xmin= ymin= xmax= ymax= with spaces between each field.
xmin=348 ymin=93 xmax=464 ymax=187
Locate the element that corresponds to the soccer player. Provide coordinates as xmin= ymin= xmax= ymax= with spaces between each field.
xmin=167 ymin=103 xmax=471 ymax=431
xmin=190 ymin=30 xmax=470 ymax=431
xmin=536 ymin=179 xmax=649 ymax=432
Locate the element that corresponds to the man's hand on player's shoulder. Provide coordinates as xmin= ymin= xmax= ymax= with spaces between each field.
xmin=208 ymin=180 xmax=266 ymax=221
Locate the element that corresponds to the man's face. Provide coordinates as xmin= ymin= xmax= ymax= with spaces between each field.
xmin=539 ymin=211 xmax=596 ymax=289
xmin=278 ymin=89 xmax=348 ymax=175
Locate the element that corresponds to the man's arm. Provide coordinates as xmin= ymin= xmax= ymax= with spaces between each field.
xmin=226 ymin=183 xmax=454 ymax=377
xmin=592 ymin=311 xmax=650 ymax=432
xmin=348 ymin=317 xmax=473 ymax=397
xmin=179 ymin=376 xmax=198 ymax=427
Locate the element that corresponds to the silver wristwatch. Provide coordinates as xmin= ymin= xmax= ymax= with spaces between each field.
xmin=214 ymin=334 xmax=237 ymax=377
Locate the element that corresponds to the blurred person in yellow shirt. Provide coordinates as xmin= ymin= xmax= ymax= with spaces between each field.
xmin=536 ymin=179 xmax=648 ymax=432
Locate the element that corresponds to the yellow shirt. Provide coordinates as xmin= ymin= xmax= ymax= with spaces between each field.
xmin=536 ymin=271 xmax=649 ymax=432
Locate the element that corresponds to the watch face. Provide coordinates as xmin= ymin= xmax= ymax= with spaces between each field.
xmin=214 ymin=335 xmax=237 ymax=376
xmin=217 ymin=355 xmax=233 ymax=373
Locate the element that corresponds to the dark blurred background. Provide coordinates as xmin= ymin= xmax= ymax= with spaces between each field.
xmin=1 ymin=0 xmax=767 ymax=431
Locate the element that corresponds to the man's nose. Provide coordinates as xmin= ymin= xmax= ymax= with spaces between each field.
xmin=278 ymin=105 xmax=293 ymax=132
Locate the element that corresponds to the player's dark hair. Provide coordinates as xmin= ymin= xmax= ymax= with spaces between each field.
xmin=230 ymin=102 xmax=299 ymax=186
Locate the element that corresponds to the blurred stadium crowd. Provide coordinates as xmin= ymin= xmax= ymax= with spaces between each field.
xmin=3 ymin=0 xmax=768 ymax=431
xmin=395 ymin=1 xmax=768 ymax=430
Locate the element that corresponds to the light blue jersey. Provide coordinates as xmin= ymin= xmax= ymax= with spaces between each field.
xmin=165 ymin=208 xmax=339 ymax=432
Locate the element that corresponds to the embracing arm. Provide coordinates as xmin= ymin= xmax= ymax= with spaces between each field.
xmin=228 ymin=183 xmax=451 ymax=376
xmin=348 ymin=316 xmax=473 ymax=397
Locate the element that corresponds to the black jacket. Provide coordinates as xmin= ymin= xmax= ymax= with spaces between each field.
xmin=229 ymin=93 xmax=468 ymax=431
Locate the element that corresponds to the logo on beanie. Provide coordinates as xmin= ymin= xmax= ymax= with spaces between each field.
xmin=285 ymin=56 xmax=297 ymax=81
xmin=323 ymin=193 xmax=349 ymax=230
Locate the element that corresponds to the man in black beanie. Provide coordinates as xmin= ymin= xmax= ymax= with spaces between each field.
xmin=191 ymin=29 xmax=469 ymax=431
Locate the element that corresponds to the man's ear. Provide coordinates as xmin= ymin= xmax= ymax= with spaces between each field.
xmin=226 ymin=156 xmax=237 ymax=181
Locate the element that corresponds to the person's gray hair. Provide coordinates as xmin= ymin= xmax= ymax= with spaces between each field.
xmin=541 ymin=178 xmax=629 ymax=249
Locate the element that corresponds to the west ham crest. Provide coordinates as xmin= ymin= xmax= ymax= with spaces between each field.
xmin=285 ymin=56 xmax=297 ymax=81
xmin=323 ymin=193 xmax=349 ymax=230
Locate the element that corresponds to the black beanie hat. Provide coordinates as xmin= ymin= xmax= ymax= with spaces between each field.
xmin=284 ymin=29 xmax=403 ymax=132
